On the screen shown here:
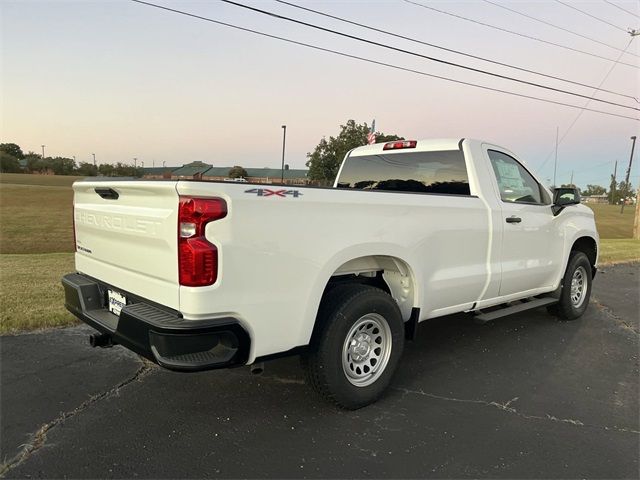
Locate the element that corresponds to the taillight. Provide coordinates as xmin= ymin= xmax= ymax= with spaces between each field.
xmin=178 ymin=196 xmax=227 ymax=286
xmin=382 ymin=140 xmax=417 ymax=150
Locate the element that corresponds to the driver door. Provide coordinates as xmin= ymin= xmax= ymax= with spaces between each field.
xmin=486 ymin=149 xmax=564 ymax=296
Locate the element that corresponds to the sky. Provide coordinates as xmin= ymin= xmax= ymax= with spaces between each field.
xmin=2 ymin=0 xmax=639 ymax=188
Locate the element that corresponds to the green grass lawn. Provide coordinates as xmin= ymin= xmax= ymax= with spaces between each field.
xmin=0 ymin=184 xmax=74 ymax=254
xmin=0 ymin=172 xmax=84 ymax=187
xmin=598 ymin=239 xmax=640 ymax=265
xmin=585 ymin=203 xmax=636 ymax=239
xmin=0 ymin=253 xmax=76 ymax=334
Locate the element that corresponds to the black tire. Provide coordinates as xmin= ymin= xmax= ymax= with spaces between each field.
xmin=303 ymin=284 xmax=405 ymax=410
xmin=547 ymin=251 xmax=592 ymax=320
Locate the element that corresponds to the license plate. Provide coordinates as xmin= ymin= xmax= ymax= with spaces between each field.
xmin=107 ymin=289 xmax=127 ymax=316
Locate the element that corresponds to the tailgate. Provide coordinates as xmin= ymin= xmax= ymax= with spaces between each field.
xmin=73 ymin=180 xmax=180 ymax=309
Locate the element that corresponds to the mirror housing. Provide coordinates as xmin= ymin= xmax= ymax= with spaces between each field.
xmin=552 ymin=187 xmax=581 ymax=216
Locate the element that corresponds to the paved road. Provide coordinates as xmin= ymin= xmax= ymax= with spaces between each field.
xmin=2 ymin=263 xmax=638 ymax=478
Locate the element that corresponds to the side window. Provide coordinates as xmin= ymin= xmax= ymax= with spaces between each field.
xmin=488 ymin=150 xmax=543 ymax=204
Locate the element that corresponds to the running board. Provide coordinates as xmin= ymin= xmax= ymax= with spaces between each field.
xmin=474 ymin=297 xmax=558 ymax=324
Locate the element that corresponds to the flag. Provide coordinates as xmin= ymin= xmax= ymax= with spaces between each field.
xmin=367 ymin=119 xmax=376 ymax=145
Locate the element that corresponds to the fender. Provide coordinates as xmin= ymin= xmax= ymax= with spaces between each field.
xmin=299 ymin=243 xmax=419 ymax=346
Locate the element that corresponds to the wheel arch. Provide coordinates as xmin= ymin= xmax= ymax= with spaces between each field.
xmin=302 ymin=251 xmax=419 ymax=347
xmin=325 ymin=255 xmax=418 ymax=322
xmin=571 ymin=235 xmax=598 ymax=277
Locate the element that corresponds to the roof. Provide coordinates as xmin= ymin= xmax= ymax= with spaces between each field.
xmin=171 ymin=161 xmax=212 ymax=177
xmin=203 ymin=167 xmax=308 ymax=179
xmin=349 ymin=138 xmax=463 ymax=157
xmin=142 ymin=167 xmax=175 ymax=175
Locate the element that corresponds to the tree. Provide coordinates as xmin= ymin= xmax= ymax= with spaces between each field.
xmin=581 ymin=184 xmax=606 ymax=197
xmin=616 ymin=180 xmax=635 ymax=205
xmin=0 ymin=143 xmax=24 ymax=160
xmin=111 ymin=162 xmax=143 ymax=177
xmin=49 ymin=156 xmax=76 ymax=175
xmin=98 ymin=163 xmax=115 ymax=176
xmin=306 ymin=120 xmax=403 ymax=183
xmin=24 ymin=152 xmax=43 ymax=173
xmin=77 ymin=162 xmax=98 ymax=176
xmin=609 ymin=174 xmax=617 ymax=205
xmin=228 ymin=166 xmax=248 ymax=178
xmin=0 ymin=152 xmax=21 ymax=173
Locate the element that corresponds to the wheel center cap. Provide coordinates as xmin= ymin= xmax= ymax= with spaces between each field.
xmin=350 ymin=334 xmax=372 ymax=361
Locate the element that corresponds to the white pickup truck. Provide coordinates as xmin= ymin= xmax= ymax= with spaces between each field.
xmin=63 ymin=138 xmax=599 ymax=408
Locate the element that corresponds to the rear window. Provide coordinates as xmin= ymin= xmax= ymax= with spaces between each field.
xmin=336 ymin=150 xmax=470 ymax=195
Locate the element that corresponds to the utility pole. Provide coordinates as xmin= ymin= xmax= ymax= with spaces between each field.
xmin=634 ymin=184 xmax=640 ymax=239
xmin=570 ymin=170 xmax=574 ymax=186
xmin=553 ymin=127 xmax=559 ymax=187
xmin=162 ymin=161 xmax=166 ymax=168
xmin=281 ymin=125 xmax=287 ymax=185
xmin=621 ymin=136 xmax=636 ymax=214
xmin=610 ymin=160 xmax=618 ymax=205
xmin=92 ymin=153 xmax=96 ymax=166
xmin=41 ymin=145 xmax=46 ymax=159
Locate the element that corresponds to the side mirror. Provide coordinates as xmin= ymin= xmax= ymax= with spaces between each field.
xmin=552 ymin=187 xmax=581 ymax=215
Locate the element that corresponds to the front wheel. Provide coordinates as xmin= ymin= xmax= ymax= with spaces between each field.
xmin=547 ymin=251 xmax=593 ymax=320
xmin=303 ymin=284 xmax=405 ymax=409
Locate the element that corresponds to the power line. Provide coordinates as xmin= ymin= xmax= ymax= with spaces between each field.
xmin=536 ymin=37 xmax=636 ymax=173
xmin=603 ymin=0 xmax=640 ymax=20
xmin=275 ymin=0 xmax=637 ymax=101
xmin=402 ymin=0 xmax=638 ymax=69
xmin=554 ymin=0 xmax=628 ymax=32
xmin=130 ymin=0 xmax=639 ymax=121
xmin=219 ymin=0 xmax=639 ymax=112
xmin=482 ymin=0 xmax=639 ymax=58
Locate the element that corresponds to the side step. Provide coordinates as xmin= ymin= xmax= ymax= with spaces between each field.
xmin=474 ymin=297 xmax=558 ymax=324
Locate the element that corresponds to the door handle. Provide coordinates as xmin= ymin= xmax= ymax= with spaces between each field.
xmin=506 ymin=216 xmax=522 ymax=223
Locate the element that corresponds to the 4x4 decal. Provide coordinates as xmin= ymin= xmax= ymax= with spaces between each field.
xmin=244 ymin=188 xmax=303 ymax=198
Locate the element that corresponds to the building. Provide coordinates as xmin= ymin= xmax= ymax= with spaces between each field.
xmin=582 ymin=194 xmax=608 ymax=204
xmin=142 ymin=167 xmax=175 ymax=179
xmin=143 ymin=162 xmax=311 ymax=185
xmin=170 ymin=161 xmax=212 ymax=180
xmin=202 ymin=167 xmax=310 ymax=185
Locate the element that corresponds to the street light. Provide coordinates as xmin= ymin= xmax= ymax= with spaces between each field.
xmin=133 ymin=157 xmax=137 ymax=168
xmin=281 ymin=125 xmax=287 ymax=184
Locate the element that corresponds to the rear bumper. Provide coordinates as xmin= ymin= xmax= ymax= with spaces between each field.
xmin=62 ymin=273 xmax=250 ymax=371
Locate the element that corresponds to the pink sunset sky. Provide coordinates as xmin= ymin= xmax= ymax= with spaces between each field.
xmin=2 ymin=0 xmax=639 ymax=188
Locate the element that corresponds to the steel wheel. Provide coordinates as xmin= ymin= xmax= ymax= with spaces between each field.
xmin=342 ymin=313 xmax=392 ymax=388
xmin=570 ymin=266 xmax=588 ymax=308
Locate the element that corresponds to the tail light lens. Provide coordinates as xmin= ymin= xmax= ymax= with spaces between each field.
xmin=178 ymin=196 xmax=227 ymax=286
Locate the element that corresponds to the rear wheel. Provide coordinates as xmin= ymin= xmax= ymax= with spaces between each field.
xmin=547 ymin=251 xmax=592 ymax=320
xmin=303 ymin=284 xmax=405 ymax=409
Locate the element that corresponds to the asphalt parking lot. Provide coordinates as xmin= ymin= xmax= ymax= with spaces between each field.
xmin=2 ymin=263 xmax=638 ymax=479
